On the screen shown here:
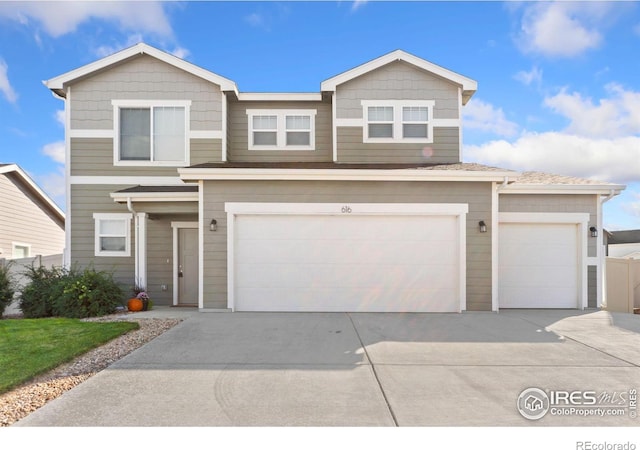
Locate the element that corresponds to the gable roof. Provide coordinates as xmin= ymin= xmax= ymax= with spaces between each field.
xmin=607 ymin=229 xmax=640 ymax=245
xmin=44 ymin=43 xmax=238 ymax=98
xmin=502 ymin=171 xmax=626 ymax=195
xmin=0 ymin=164 xmax=65 ymax=226
xmin=321 ymin=49 xmax=477 ymax=104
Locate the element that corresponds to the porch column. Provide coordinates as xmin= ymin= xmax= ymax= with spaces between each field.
xmin=135 ymin=212 xmax=148 ymax=289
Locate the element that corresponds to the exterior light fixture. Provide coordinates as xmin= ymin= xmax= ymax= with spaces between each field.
xmin=590 ymin=226 xmax=598 ymax=238
xmin=479 ymin=220 xmax=487 ymax=233
xmin=210 ymin=219 xmax=217 ymax=232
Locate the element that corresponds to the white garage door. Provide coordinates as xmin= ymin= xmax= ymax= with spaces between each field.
xmin=499 ymin=222 xmax=579 ymax=308
xmin=230 ymin=206 xmax=465 ymax=312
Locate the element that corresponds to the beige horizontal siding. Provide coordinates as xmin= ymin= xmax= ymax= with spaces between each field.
xmin=500 ymin=194 xmax=599 ymax=257
xmin=336 ymin=127 xmax=459 ymax=164
xmin=227 ymin=100 xmax=332 ymax=162
xmin=191 ymin=138 xmax=223 ymax=165
xmin=70 ymin=184 xmax=186 ymax=305
xmin=70 ymin=54 xmax=223 ymax=131
xmin=336 ymin=61 xmax=459 ymax=120
xmin=202 ymin=180 xmax=493 ymax=311
xmin=0 ymin=174 xmax=64 ymax=258
xmin=588 ymin=266 xmax=597 ymax=308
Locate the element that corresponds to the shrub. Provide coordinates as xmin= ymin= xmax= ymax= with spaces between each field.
xmin=54 ymin=267 xmax=125 ymax=318
xmin=0 ymin=263 xmax=15 ymax=317
xmin=19 ymin=265 xmax=64 ymax=318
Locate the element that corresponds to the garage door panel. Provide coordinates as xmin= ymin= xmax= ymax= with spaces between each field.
xmin=233 ymin=210 xmax=463 ymax=312
xmin=499 ymin=222 xmax=579 ymax=309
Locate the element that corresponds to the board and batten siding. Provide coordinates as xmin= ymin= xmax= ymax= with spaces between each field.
xmin=227 ymin=100 xmax=333 ymax=162
xmin=70 ymin=185 xmax=192 ymax=305
xmin=69 ymin=54 xmax=223 ymax=131
xmin=335 ymin=61 xmax=460 ymax=120
xmin=337 ymin=127 xmax=459 ymax=164
xmin=0 ymin=173 xmax=64 ymax=258
xmin=202 ymin=180 xmax=493 ymax=311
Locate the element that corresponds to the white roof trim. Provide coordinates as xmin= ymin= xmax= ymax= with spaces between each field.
xmin=501 ymin=183 xmax=626 ymax=195
xmin=44 ymin=43 xmax=238 ymax=95
xmin=321 ymin=49 xmax=477 ymax=103
xmin=110 ymin=191 xmax=199 ymax=203
xmin=237 ymin=93 xmax=323 ymax=102
xmin=178 ymin=167 xmax=516 ymax=183
xmin=0 ymin=164 xmax=65 ymax=221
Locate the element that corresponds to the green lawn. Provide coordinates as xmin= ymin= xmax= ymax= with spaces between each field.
xmin=0 ymin=318 xmax=139 ymax=394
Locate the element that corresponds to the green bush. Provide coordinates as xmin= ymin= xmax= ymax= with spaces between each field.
xmin=19 ymin=265 xmax=64 ymax=318
xmin=20 ymin=265 xmax=125 ymax=318
xmin=0 ymin=263 xmax=15 ymax=317
xmin=54 ymin=267 xmax=125 ymax=318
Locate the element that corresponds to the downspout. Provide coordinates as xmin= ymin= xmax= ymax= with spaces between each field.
xmin=598 ymin=189 xmax=620 ymax=309
xmin=126 ymin=198 xmax=140 ymax=288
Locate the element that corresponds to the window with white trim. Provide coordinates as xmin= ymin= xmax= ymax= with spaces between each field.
xmin=113 ymin=100 xmax=190 ymax=166
xmin=93 ymin=213 xmax=132 ymax=257
xmin=12 ymin=243 xmax=30 ymax=259
xmin=247 ymin=109 xmax=316 ymax=150
xmin=362 ymin=100 xmax=434 ymax=143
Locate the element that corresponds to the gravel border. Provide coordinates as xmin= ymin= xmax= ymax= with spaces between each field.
xmin=0 ymin=315 xmax=182 ymax=427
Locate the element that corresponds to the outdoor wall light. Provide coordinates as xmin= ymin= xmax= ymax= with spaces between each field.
xmin=590 ymin=226 xmax=598 ymax=238
xmin=210 ymin=219 xmax=217 ymax=232
xmin=479 ymin=220 xmax=487 ymax=233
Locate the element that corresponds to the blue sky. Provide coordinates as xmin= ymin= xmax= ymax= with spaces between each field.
xmin=0 ymin=1 xmax=639 ymax=230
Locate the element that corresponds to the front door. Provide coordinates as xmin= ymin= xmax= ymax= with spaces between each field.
xmin=178 ymin=228 xmax=199 ymax=306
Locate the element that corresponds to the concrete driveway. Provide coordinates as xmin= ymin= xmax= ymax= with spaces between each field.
xmin=14 ymin=310 xmax=640 ymax=426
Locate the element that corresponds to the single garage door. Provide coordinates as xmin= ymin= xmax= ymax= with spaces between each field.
xmin=499 ymin=222 xmax=580 ymax=308
xmin=230 ymin=205 xmax=465 ymax=312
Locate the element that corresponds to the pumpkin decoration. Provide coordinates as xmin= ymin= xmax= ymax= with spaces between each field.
xmin=127 ymin=297 xmax=143 ymax=312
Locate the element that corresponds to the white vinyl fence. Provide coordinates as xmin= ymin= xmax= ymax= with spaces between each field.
xmin=605 ymin=257 xmax=640 ymax=314
xmin=1 ymin=254 xmax=63 ymax=316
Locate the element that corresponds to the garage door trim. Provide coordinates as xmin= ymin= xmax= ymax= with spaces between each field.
xmin=498 ymin=212 xmax=590 ymax=309
xmin=225 ymin=202 xmax=469 ymax=312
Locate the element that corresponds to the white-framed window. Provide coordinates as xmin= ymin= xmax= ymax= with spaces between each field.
xmin=361 ymin=100 xmax=434 ymax=143
xmin=112 ymin=100 xmax=191 ymax=166
xmin=93 ymin=213 xmax=132 ymax=257
xmin=247 ymin=109 xmax=316 ymax=150
xmin=12 ymin=243 xmax=31 ymax=259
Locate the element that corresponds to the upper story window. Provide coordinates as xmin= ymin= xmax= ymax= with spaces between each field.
xmin=112 ymin=100 xmax=191 ymax=166
xmin=361 ymin=100 xmax=434 ymax=143
xmin=247 ymin=109 xmax=316 ymax=150
xmin=93 ymin=213 xmax=131 ymax=257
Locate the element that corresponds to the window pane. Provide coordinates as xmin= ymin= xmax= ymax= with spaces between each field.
xmin=254 ymin=131 xmax=277 ymax=145
xmin=403 ymin=107 xmax=428 ymax=122
xmin=100 ymin=219 xmax=126 ymax=235
xmin=369 ymin=123 xmax=393 ymax=138
xmin=13 ymin=245 xmax=28 ymax=258
xmin=368 ymin=106 xmax=393 ymax=121
xmin=286 ymin=131 xmax=310 ymax=146
xmin=286 ymin=115 xmax=310 ymax=130
xmin=403 ymin=124 xmax=428 ymax=138
xmin=100 ymin=237 xmax=126 ymax=252
xmin=253 ymin=115 xmax=277 ymax=130
xmin=120 ymin=108 xmax=151 ymax=160
xmin=154 ymin=107 xmax=185 ymax=162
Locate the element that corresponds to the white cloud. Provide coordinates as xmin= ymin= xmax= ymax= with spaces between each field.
xmin=514 ymin=66 xmax=542 ymax=87
xmin=462 ymin=99 xmax=519 ymax=138
xmin=94 ymin=34 xmax=144 ymax=58
xmin=245 ymin=12 xmax=267 ymax=30
xmin=42 ymin=141 xmax=66 ymax=164
xmin=0 ymin=58 xmax=18 ymax=103
xmin=516 ymin=3 xmax=608 ymax=57
xmin=352 ymin=1 xmax=368 ymax=12
xmin=544 ymin=84 xmax=640 ymax=138
xmin=37 ymin=166 xmax=66 ymax=209
xmin=464 ymin=132 xmax=640 ymax=184
xmin=171 ymin=46 xmax=190 ymax=60
xmin=0 ymin=1 xmax=173 ymax=38
xmin=55 ymin=110 xmax=65 ymax=127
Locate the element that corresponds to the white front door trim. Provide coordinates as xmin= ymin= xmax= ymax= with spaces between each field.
xmin=171 ymin=221 xmax=198 ymax=306
xmin=225 ymin=202 xmax=469 ymax=312
xmin=498 ymin=212 xmax=590 ymax=309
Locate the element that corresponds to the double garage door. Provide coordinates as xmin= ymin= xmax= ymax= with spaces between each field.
xmin=227 ymin=203 xmax=467 ymax=312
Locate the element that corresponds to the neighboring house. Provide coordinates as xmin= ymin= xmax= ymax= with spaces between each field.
xmin=0 ymin=164 xmax=65 ymax=260
xmin=606 ymin=229 xmax=640 ymax=259
xmin=44 ymin=43 xmax=625 ymax=312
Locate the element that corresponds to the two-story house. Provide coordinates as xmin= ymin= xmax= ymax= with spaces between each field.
xmin=45 ymin=43 xmax=624 ymax=312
